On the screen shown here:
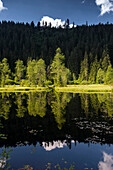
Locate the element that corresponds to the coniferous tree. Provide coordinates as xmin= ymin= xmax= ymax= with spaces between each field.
xmin=96 ymin=68 xmax=104 ymax=84
xmin=79 ymin=51 xmax=88 ymax=82
xmin=60 ymin=65 xmax=71 ymax=86
xmin=1 ymin=58 xmax=10 ymax=87
xmin=35 ymin=59 xmax=46 ymax=86
xmin=89 ymin=56 xmax=99 ymax=83
xmin=15 ymin=59 xmax=25 ymax=85
xmin=106 ymin=64 xmax=113 ymax=85
xmin=102 ymin=52 xmax=111 ymax=84
xmin=50 ymin=48 xmax=65 ymax=86
xmin=26 ymin=59 xmax=35 ymax=86
xmin=50 ymin=48 xmax=70 ymax=86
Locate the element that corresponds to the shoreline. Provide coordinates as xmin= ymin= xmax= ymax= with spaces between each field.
xmin=0 ymin=84 xmax=113 ymax=92
xmin=55 ymin=85 xmax=113 ymax=93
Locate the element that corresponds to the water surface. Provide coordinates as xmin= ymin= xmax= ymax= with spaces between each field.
xmin=0 ymin=92 xmax=113 ymax=169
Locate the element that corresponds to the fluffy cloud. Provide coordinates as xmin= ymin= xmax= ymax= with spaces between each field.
xmin=98 ymin=152 xmax=113 ymax=170
xmin=95 ymin=0 xmax=113 ymax=15
xmin=42 ymin=140 xmax=67 ymax=151
xmin=40 ymin=16 xmax=76 ymax=28
xmin=0 ymin=0 xmax=7 ymax=12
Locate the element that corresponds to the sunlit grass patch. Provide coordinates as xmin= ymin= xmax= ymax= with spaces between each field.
xmin=0 ymin=85 xmax=47 ymax=92
xmin=55 ymin=84 xmax=113 ymax=93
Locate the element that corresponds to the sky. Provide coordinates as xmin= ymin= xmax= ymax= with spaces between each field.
xmin=1 ymin=0 xmax=113 ymax=26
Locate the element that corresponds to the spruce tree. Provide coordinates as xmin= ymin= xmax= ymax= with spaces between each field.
xmin=1 ymin=58 xmax=10 ymax=87
xmin=15 ymin=59 xmax=25 ymax=85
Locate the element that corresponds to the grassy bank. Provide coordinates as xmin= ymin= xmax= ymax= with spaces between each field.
xmin=55 ymin=84 xmax=113 ymax=93
xmin=0 ymin=84 xmax=113 ymax=93
xmin=0 ymin=85 xmax=47 ymax=92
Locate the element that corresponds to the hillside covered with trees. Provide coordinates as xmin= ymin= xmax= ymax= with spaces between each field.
xmin=0 ymin=21 xmax=113 ymax=86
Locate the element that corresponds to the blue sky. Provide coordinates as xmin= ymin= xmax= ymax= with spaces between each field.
xmin=0 ymin=0 xmax=113 ymax=26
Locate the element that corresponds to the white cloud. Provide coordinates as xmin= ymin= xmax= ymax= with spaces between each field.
xmin=98 ymin=152 xmax=113 ymax=170
xmin=42 ymin=140 xmax=67 ymax=151
xmin=0 ymin=0 xmax=7 ymax=12
xmin=0 ymin=158 xmax=6 ymax=168
xmin=95 ymin=0 xmax=113 ymax=15
xmin=40 ymin=16 xmax=76 ymax=28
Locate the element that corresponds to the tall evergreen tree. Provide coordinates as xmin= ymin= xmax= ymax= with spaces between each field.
xmin=96 ymin=68 xmax=104 ymax=84
xmin=1 ymin=58 xmax=10 ymax=87
xmin=79 ymin=51 xmax=88 ymax=82
xmin=35 ymin=59 xmax=46 ymax=86
xmin=15 ymin=59 xmax=25 ymax=85
xmin=50 ymin=48 xmax=71 ymax=86
xmin=26 ymin=59 xmax=36 ymax=86
xmin=106 ymin=64 xmax=113 ymax=85
xmin=50 ymin=48 xmax=65 ymax=86
xmin=89 ymin=56 xmax=99 ymax=83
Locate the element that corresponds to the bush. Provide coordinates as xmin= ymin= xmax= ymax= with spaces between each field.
xmin=74 ymin=80 xmax=80 ymax=85
xmin=80 ymin=80 xmax=89 ymax=85
xmin=45 ymin=80 xmax=52 ymax=86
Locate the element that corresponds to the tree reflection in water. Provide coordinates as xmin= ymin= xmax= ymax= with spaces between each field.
xmin=0 ymin=92 xmax=113 ymax=147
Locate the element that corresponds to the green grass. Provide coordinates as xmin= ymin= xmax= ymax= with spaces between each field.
xmin=0 ymin=85 xmax=47 ymax=92
xmin=0 ymin=84 xmax=113 ymax=93
xmin=55 ymin=84 xmax=113 ymax=93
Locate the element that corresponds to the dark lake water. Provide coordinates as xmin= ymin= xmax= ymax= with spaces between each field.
xmin=0 ymin=91 xmax=113 ymax=169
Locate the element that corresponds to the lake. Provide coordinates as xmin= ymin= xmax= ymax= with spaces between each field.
xmin=0 ymin=91 xmax=113 ymax=169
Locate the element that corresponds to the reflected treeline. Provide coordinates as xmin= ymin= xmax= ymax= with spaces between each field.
xmin=80 ymin=93 xmax=113 ymax=118
xmin=15 ymin=92 xmax=27 ymax=118
xmin=0 ymin=93 xmax=11 ymax=120
xmin=28 ymin=92 xmax=47 ymax=117
xmin=0 ymin=92 xmax=113 ymax=147
xmin=50 ymin=92 xmax=72 ymax=129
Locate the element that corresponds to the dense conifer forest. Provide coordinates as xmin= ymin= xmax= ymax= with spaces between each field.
xmin=0 ymin=20 xmax=113 ymax=86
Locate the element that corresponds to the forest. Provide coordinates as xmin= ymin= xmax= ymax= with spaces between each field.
xmin=0 ymin=20 xmax=113 ymax=87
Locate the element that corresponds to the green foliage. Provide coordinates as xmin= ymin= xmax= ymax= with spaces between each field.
xmin=58 ymin=163 xmax=75 ymax=170
xmin=28 ymin=92 xmax=46 ymax=117
xmin=50 ymin=48 xmax=71 ymax=86
xmin=0 ymin=93 xmax=11 ymax=120
xmin=26 ymin=58 xmax=46 ymax=86
xmin=15 ymin=93 xmax=26 ymax=118
xmin=26 ymin=59 xmax=36 ymax=86
xmin=50 ymin=92 xmax=72 ymax=129
xmin=45 ymin=80 xmax=52 ymax=86
xmin=0 ymin=21 xmax=113 ymax=79
xmin=0 ymin=58 xmax=10 ymax=87
xmin=78 ymin=51 xmax=88 ymax=82
xmin=18 ymin=165 xmax=33 ymax=170
xmin=96 ymin=68 xmax=104 ymax=84
xmin=35 ymin=59 xmax=46 ymax=86
xmin=50 ymin=48 xmax=65 ymax=86
xmin=15 ymin=59 xmax=25 ymax=85
xmin=102 ymin=51 xmax=111 ymax=72
xmin=80 ymin=80 xmax=89 ymax=85
xmin=106 ymin=64 xmax=113 ymax=84
xmin=89 ymin=56 xmax=99 ymax=83
xmin=0 ymin=148 xmax=13 ymax=169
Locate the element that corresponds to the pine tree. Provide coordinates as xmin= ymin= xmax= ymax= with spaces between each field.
xmin=35 ymin=59 xmax=46 ymax=86
xmin=96 ymin=68 xmax=104 ymax=84
xmin=106 ymin=64 xmax=113 ymax=85
xmin=15 ymin=59 xmax=25 ymax=85
xmin=26 ymin=59 xmax=36 ymax=86
xmin=89 ymin=56 xmax=99 ymax=83
xmin=79 ymin=51 xmax=88 ymax=82
xmin=50 ymin=48 xmax=65 ymax=86
xmin=1 ymin=58 xmax=10 ymax=87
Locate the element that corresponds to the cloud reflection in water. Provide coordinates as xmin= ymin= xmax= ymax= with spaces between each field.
xmin=99 ymin=152 xmax=113 ymax=170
